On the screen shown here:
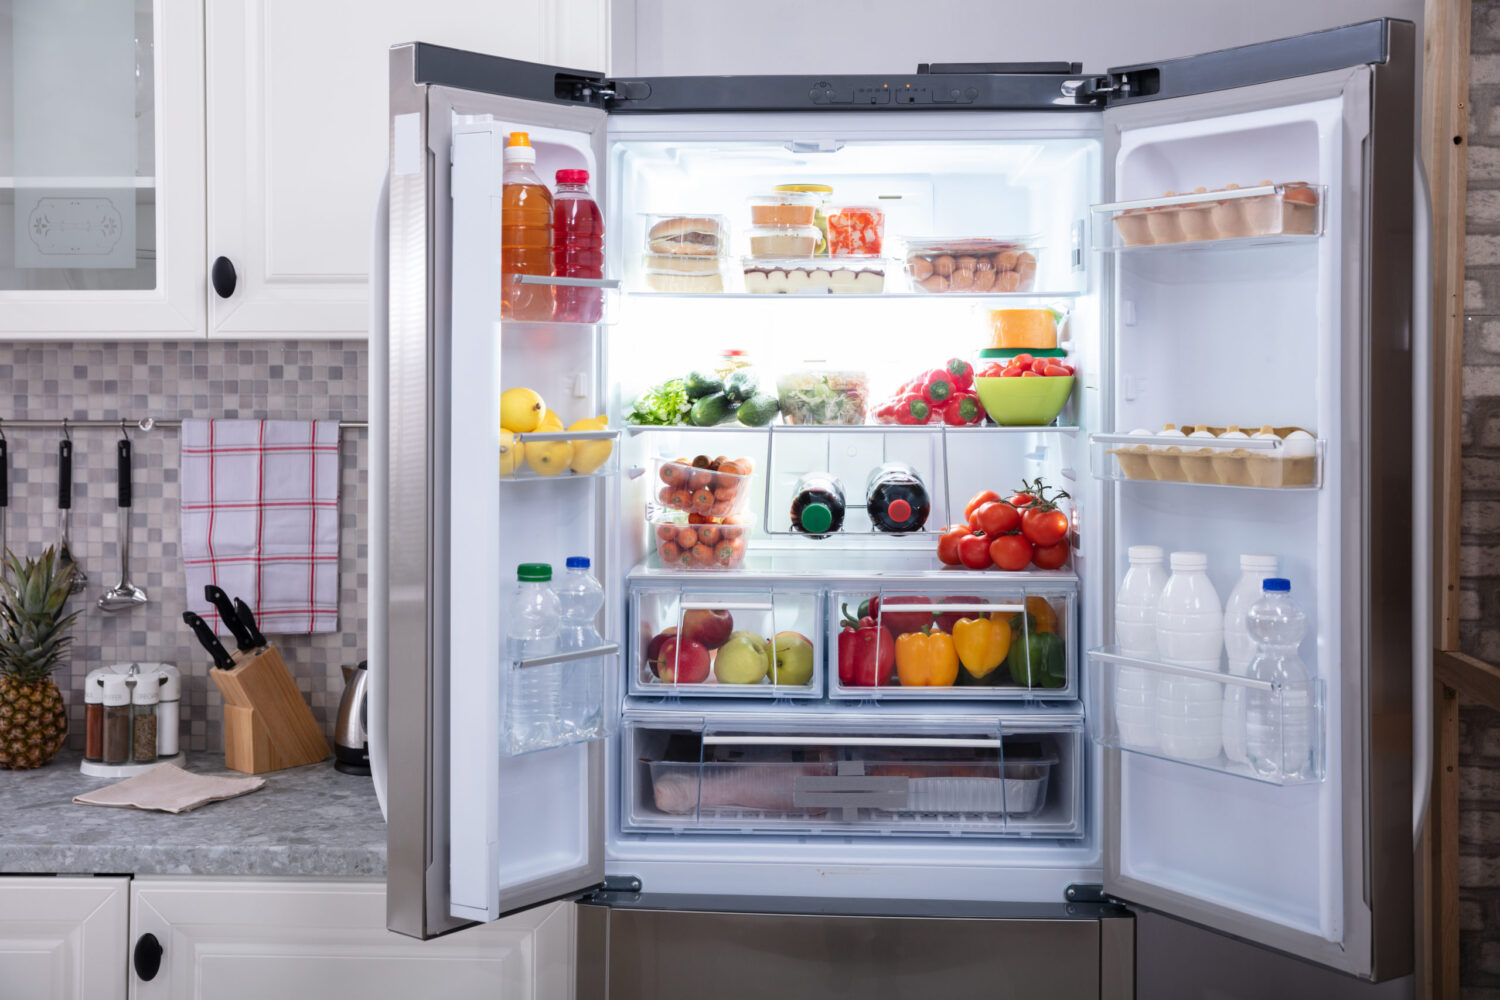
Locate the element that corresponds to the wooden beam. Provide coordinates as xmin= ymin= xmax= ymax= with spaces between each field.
xmin=1436 ymin=649 xmax=1500 ymax=711
xmin=1433 ymin=681 xmax=1461 ymax=1000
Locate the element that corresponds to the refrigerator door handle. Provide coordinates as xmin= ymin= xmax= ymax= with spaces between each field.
xmin=1411 ymin=157 xmax=1434 ymax=841
xmin=369 ymin=169 xmax=391 ymax=821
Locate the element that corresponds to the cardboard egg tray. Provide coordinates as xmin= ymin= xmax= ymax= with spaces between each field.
xmin=1107 ymin=426 xmax=1318 ymax=488
xmin=1111 ymin=189 xmax=1320 ymax=247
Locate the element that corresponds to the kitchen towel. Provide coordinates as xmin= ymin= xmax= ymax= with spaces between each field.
xmin=74 ymin=763 xmax=266 ymax=814
xmin=181 ymin=419 xmax=340 ymax=634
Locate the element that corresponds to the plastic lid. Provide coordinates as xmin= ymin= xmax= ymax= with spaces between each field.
xmin=887 ymin=498 xmax=912 ymax=523
xmin=506 ymin=132 xmax=532 ymax=148
xmin=132 ymin=679 xmax=159 ymax=706
xmin=504 ymin=132 xmax=536 ymax=164
xmin=799 ymin=502 xmax=834 ymax=535
xmin=1169 ymin=551 xmax=1208 ymax=571
xmin=565 ymin=556 xmax=591 ymax=569
xmin=517 ymin=563 xmax=552 ymax=582
xmin=85 ymin=669 xmax=106 ymax=703
xmin=101 ymin=675 xmax=130 ymax=707
xmin=1262 ymin=577 xmax=1291 ymax=592
xmin=774 ymin=183 xmax=833 ymax=195
xmin=556 ymin=168 xmax=589 ymax=184
xmin=1240 ymin=554 xmax=1279 ymax=572
xmin=156 ymin=664 xmax=181 ymax=701
xmin=979 ymin=348 xmax=1068 ymax=360
xmin=1127 ymin=544 xmax=1164 ymax=563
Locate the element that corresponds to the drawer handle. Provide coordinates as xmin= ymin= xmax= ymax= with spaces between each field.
xmin=133 ymin=933 xmax=163 ymax=981
xmin=211 ymin=256 xmax=237 ymax=298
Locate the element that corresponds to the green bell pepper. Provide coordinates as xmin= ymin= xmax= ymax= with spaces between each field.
xmin=1007 ymin=629 xmax=1066 ymax=688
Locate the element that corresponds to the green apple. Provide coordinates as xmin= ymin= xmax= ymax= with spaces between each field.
xmin=713 ymin=630 xmax=770 ymax=685
xmin=771 ymin=631 xmax=814 ymax=686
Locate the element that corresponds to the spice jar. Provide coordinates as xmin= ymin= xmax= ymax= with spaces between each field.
xmin=155 ymin=665 xmax=180 ymax=757
xmin=131 ymin=678 xmax=159 ymax=763
xmin=83 ymin=669 xmax=106 ymax=762
xmin=101 ymin=675 xmax=131 ymax=764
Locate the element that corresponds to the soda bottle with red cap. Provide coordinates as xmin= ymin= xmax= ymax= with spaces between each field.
xmin=865 ymin=462 xmax=931 ymax=534
xmin=552 ymin=168 xmax=604 ymax=322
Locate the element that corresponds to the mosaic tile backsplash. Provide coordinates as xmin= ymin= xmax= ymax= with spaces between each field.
xmin=0 ymin=342 xmax=368 ymax=754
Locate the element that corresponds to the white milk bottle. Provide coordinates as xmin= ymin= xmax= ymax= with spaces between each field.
xmin=1221 ymin=554 xmax=1279 ymax=764
xmin=1113 ymin=545 xmax=1167 ymax=748
xmin=1154 ymin=551 xmax=1224 ymax=760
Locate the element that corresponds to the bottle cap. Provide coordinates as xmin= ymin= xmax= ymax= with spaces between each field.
xmin=1127 ymin=544 xmax=1164 ymax=563
xmin=506 ymin=131 xmax=532 ymax=148
xmin=556 ymin=168 xmax=588 ymax=184
xmin=887 ymin=498 xmax=912 ymax=523
xmin=1169 ymin=551 xmax=1207 ymax=571
xmin=565 ymin=556 xmax=590 ymax=569
xmin=1262 ymin=577 xmax=1291 ymax=592
xmin=1239 ymin=554 xmax=1279 ymax=572
xmin=517 ymin=562 xmax=552 ymax=582
xmin=156 ymin=664 xmax=181 ymax=701
xmin=85 ymin=669 xmax=106 ymax=704
xmin=799 ymin=502 xmax=833 ymax=535
xmin=504 ymin=132 xmax=536 ymax=164
xmin=132 ymin=678 xmax=159 ymax=706
xmin=101 ymin=675 xmax=130 ymax=707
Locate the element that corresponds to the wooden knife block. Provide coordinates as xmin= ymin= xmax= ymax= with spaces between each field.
xmin=209 ymin=644 xmax=329 ymax=774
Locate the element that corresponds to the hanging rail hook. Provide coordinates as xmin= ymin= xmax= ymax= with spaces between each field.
xmin=137 ymin=417 xmax=154 ymax=433
xmin=61 ymin=417 xmax=70 ymax=441
xmin=0 ymin=418 xmax=7 ymax=443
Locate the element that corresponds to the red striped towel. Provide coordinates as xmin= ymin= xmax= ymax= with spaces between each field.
xmin=181 ymin=419 xmax=340 ymax=634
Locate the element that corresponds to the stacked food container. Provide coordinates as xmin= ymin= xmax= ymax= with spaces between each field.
xmin=639 ymin=213 xmax=730 ymax=292
xmin=742 ymin=189 xmax=888 ymax=294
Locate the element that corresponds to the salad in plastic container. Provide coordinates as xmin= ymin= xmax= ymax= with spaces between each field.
xmin=776 ymin=367 xmax=870 ymax=425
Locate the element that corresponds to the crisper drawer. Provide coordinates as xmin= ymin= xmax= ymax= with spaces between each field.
xmin=827 ymin=583 xmax=1075 ymax=700
xmin=629 ymin=585 xmax=823 ymax=698
xmin=621 ymin=721 xmax=1083 ymax=839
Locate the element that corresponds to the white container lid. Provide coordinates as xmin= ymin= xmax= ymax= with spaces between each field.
xmin=1239 ymin=554 xmax=1279 ymax=572
xmin=101 ymin=675 xmax=130 ymax=707
xmin=155 ymin=664 xmax=181 ymax=701
xmin=84 ymin=668 xmax=107 ymax=704
xmin=1169 ymin=551 xmax=1208 ymax=571
xmin=132 ymin=679 xmax=159 ymax=706
xmin=1127 ymin=545 xmax=1164 ymax=564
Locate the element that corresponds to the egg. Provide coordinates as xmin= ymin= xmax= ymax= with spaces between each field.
xmin=1282 ymin=429 xmax=1316 ymax=458
xmin=1187 ymin=425 xmax=1217 ymax=440
xmin=1218 ymin=424 xmax=1249 ymax=442
xmin=1154 ymin=423 xmax=1186 ymax=450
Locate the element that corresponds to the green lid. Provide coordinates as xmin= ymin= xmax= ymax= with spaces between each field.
xmin=799 ymin=502 xmax=833 ymax=535
xmin=979 ymin=348 xmax=1068 ymax=359
xmin=517 ymin=563 xmax=552 ymax=582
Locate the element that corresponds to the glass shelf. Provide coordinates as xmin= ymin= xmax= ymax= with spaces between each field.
xmin=1090 ymin=183 xmax=1325 ymax=252
xmin=628 ymin=549 xmax=1080 ymax=585
xmin=624 ymin=290 xmax=1083 ymax=301
xmin=1090 ymin=431 xmax=1322 ymax=490
xmin=625 ymin=423 xmax=1080 ymax=436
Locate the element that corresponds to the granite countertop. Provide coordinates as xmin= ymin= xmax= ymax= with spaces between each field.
xmin=0 ymin=750 xmax=386 ymax=877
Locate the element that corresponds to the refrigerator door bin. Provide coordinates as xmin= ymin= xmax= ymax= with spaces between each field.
xmin=1091 ymin=184 xmax=1325 ymax=251
xmin=1091 ymin=430 xmax=1323 ymax=490
xmin=628 ymin=585 xmax=823 ymax=697
xmin=501 ymin=643 xmax=618 ymax=756
xmin=502 ymin=429 xmax=621 ymax=482
xmin=1087 ymin=646 xmax=1324 ymax=785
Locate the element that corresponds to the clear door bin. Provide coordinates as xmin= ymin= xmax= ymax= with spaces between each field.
xmin=629 ymin=585 xmax=823 ymax=698
xmin=500 ymin=429 xmax=620 ymax=482
xmin=622 ymin=722 xmax=1083 ymax=838
xmin=1091 ymin=184 xmax=1325 ymax=251
xmin=1086 ymin=647 xmax=1324 ymax=785
xmin=1091 ymin=429 xmax=1322 ymax=489
xmin=829 ymin=587 xmax=1076 ymax=700
xmin=500 ymin=643 xmax=618 ymax=756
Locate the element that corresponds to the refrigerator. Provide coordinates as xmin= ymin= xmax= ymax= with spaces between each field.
xmin=371 ymin=17 xmax=1428 ymax=994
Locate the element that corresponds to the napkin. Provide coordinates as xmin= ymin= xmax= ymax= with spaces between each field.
xmin=74 ymin=763 xmax=266 ymax=814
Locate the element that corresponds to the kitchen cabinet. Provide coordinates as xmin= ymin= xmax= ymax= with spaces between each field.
xmin=129 ymin=878 xmax=573 ymax=999
xmin=205 ymin=0 xmax=609 ymax=339
xmin=0 ymin=876 xmax=130 ymax=1000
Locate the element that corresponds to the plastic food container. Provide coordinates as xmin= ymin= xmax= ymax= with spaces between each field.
xmin=648 ymin=507 xmax=752 ymax=570
xmin=827 ymin=206 xmax=885 ymax=256
xmin=987 ymin=308 xmax=1061 ymax=350
xmin=748 ymin=225 xmax=821 ymax=258
xmin=776 ymin=368 xmax=870 ymax=425
xmin=652 ymin=456 xmax=754 ymax=515
xmin=774 ymin=184 xmax=833 ymax=253
xmin=902 ymin=238 xmax=1039 ymax=293
xmin=749 ymin=192 xmax=819 ymax=227
xmin=640 ymin=213 xmax=727 ymax=255
xmin=974 ymin=374 xmax=1074 ymax=426
xmin=639 ymin=253 xmax=728 ymax=293
xmin=741 ymin=257 xmax=886 ymax=295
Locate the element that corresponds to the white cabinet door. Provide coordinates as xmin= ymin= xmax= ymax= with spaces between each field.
xmin=129 ymin=879 xmax=573 ymax=1000
xmin=0 ymin=876 xmax=129 ymax=1000
xmin=205 ymin=0 xmax=608 ymax=340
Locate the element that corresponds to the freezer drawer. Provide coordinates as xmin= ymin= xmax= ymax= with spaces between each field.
xmin=621 ymin=721 xmax=1083 ymax=838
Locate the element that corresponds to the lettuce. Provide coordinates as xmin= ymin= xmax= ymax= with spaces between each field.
xmin=626 ymin=378 xmax=692 ymax=426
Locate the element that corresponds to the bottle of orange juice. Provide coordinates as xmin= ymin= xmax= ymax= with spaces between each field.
xmin=501 ymin=132 xmax=554 ymax=321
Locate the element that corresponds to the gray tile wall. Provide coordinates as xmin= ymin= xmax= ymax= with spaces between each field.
xmin=0 ymin=342 xmax=367 ymax=754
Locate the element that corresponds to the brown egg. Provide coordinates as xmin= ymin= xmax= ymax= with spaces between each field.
xmin=996 ymin=250 xmax=1019 ymax=271
xmin=996 ymin=271 xmax=1022 ymax=292
xmin=956 ymin=255 xmax=977 ymax=272
xmin=919 ymin=274 xmax=950 ymax=293
xmin=972 ymin=268 xmax=997 ymax=291
xmin=949 ymin=269 xmax=975 ymax=291
xmin=933 ymin=254 xmax=956 ymax=277
xmin=909 ymin=255 xmax=934 ymax=281
xmin=975 ymin=256 xmax=994 ymax=273
xmin=1016 ymin=251 xmax=1037 ymax=272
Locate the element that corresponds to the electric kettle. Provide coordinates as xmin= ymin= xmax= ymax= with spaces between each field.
xmin=333 ymin=660 xmax=370 ymax=775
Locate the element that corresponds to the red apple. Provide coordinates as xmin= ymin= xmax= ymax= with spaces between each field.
xmin=680 ymin=608 xmax=734 ymax=650
xmin=645 ymin=627 xmax=677 ymax=675
xmin=655 ymin=636 xmax=710 ymax=684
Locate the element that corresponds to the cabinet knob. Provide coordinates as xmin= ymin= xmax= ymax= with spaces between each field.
xmin=211 ymin=256 xmax=237 ymax=298
xmin=133 ymin=932 xmax=163 ymax=981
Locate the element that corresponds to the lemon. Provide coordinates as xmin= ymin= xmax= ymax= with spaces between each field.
xmin=500 ymin=387 xmax=545 ymax=433
xmin=537 ymin=409 xmax=565 ymax=432
xmin=525 ymin=438 xmax=574 ymax=476
xmin=568 ymin=415 xmax=612 ymax=474
xmin=499 ymin=430 xmax=524 ymax=476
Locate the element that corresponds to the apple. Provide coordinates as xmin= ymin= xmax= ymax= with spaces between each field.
xmin=770 ymin=631 xmax=814 ymax=686
xmin=655 ymin=636 xmax=710 ymax=684
xmin=713 ymin=630 xmax=770 ymax=685
xmin=680 ymin=608 xmax=733 ymax=650
xmin=645 ymin=627 xmax=677 ymax=676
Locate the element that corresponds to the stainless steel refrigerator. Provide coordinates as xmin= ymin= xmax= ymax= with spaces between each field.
xmin=371 ymin=17 xmax=1427 ymax=996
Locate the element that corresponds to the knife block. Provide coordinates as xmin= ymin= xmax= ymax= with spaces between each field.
xmin=209 ymin=644 xmax=329 ymax=774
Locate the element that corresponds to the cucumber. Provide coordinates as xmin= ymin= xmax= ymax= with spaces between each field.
xmin=683 ymin=370 xmax=724 ymax=400
xmin=736 ymin=393 xmax=780 ymax=427
xmin=689 ymin=392 xmax=735 ymax=427
xmin=723 ymin=370 xmax=759 ymax=405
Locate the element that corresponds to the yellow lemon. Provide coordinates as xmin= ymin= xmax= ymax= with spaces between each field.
xmin=500 ymin=387 xmax=545 ymax=433
xmin=524 ymin=439 xmax=574 ymax=476
xmin=499 ymin=430 xmax=524 ymax=476
xmin=537 ymin=408 xmax=565 ymax=432
xmin=568 ymin=415 xmax=613 ymax=474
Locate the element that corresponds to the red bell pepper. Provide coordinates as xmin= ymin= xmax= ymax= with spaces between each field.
xmin=838 ymin=605 xmax=896 ymax=687
xmin=922 ymin=369 xmax=956 ymax=406
xmin=947 ymin=392 xmax=984 ymax=425
xmin=894 ymin=394 xmax=930 ymax=425
xmin=945 ymin=357 xmax=974 ymax=391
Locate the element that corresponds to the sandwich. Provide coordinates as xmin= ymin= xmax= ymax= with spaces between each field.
xmin=647 ymin=216 xmax=723 ymax=256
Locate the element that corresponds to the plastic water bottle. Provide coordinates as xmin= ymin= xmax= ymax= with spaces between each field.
xmin=1245 ymin=579 xmax=1314 ymax=780
xmin=506 ymin=563 xmax=560 ymax=751
xmin=1154 ymin=551 xmax=1223 ymax=760
xmin=555 ymin=556 xmax=605 ymax=738
xmin=1114 ymin=545 xmax=1167 ymax=749
xmin=1221 ymin=554 xmax=1279 ymax=763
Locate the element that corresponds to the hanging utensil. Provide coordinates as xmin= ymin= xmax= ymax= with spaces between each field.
xmin=99 ymin=432 xmax=148 ymax=612
xmin=57 ymin=425 xmax=85 ymax=593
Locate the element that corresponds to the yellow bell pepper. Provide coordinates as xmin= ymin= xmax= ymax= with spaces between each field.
xmin=952 ymin=617 xmax=1012 ymax=681
xmin=895 ymin=628 xmax=960 ymax=687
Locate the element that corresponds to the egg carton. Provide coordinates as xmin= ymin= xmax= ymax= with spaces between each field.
xmin=1106 ymin=426 xmax=1319 ymax=489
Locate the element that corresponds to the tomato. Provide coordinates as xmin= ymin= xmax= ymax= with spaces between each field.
xmin=1008 ymin=492 xmax=1036 ymax=508
xmin=1021 ymin=506 xmax=1069 ymax=547
xmin=1030 ymin=540 xmax=1070 ymax=570
xmin=1012 ymin=353 xmax=1035 ymax=369
xmin=964 ymin=490 xmax=1001 ymax=522
xmin=958 ymin=532 xmax=993 ymax=570
xmin=1020 ymin=371 xmax=1041 ymax=377
xmin=989 ymin=533 xmax=1033 ymax=572
xmin=1043 ymin=365 xmax=1070 ymax=377
xmin=1002 ymin=364 xmax=1024 ymax=378
xmin=1031 ymin=358 xmax=1050 ymax=375
xmin=936 ymin=524 xmax=970 ymax=566
xmin=980 ymin=363 xmax=1005 ymax=377
xmin=971 ymin=501 xmax=1021 ymax=537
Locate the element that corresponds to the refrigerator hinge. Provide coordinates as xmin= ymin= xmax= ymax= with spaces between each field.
xmin=1064 ymin=883 xmax=1120 ymax=905
xmin=555 ymin=73 xmax=653 ymax=109
xmin=580 ymin=874 xmax=643 ymax=906
xmin=1060 ymin=73 xmax=1131 ymax=106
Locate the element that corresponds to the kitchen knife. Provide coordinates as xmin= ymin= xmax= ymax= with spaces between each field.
xmin=182 ymin=610 xmax=236 ymax=671
xmin=232 ymin=597 xmax=268 ymax=650
xmin=204 ymin=585 xmax=257 ymax=651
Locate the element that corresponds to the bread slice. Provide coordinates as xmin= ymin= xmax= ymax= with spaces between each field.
xmin=645 ymin=271 xmax=724 ymax=293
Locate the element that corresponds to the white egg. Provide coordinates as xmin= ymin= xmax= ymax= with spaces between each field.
xmin=1187 ymin=425 xmax=1217 ymax=440
xmin=1218 ymin=425 xmax=1249 ymax=442
xmin=1282 ymin=429 xmax=1316 ymax=458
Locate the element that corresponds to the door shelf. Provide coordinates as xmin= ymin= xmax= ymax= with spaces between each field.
xmin=1090 ymin=431 xmax=1322 ymax=490
xmin=502 ymin=643 xmax=618 ymax=757
xmin=625 ymin=424 xmax=1081 ymax=436
xmin=501 ymin=429 xmax=620 ymax=482
xmin=1090 ymin=183 xmax=1325 ymax=252
xmin=1086 ymin=647 xmax=1325 ymax=785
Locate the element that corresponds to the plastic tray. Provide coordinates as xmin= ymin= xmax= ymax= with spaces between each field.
xmin=901 ymin=237 xmax=1039 ymax=294
xmin=647 ymin=508 xmax=753 ymax=571
xmin=741 ymin=258 xmax=887 ymax=295
xmin=1091 ymin=428 xmax=1322 ymax=490
xmin=1091 ymin=184 xmax=1325 ymax=251
xmin=650 ymin=455 xmax=755 ymax=515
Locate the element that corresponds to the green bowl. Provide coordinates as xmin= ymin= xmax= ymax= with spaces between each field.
xmin=974 ymin=375 xmax=1074 ymax=426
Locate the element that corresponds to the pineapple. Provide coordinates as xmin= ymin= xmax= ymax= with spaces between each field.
xmin=0 ymin=548 xmax=80 ymax=769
